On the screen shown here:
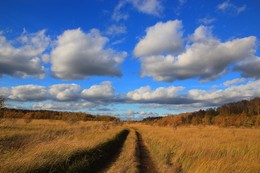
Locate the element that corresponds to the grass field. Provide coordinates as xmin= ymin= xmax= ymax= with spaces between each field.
xmin=0 ymin=119 xmax=126 ymax=172
xmin=132 ymin=124 xmax=260 ymax=173
xmin=1 ymin=119 xmax=260 ymax=173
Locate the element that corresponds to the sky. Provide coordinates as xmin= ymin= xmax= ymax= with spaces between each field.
xmin=0 ymin=0 xmax=260 ymax=120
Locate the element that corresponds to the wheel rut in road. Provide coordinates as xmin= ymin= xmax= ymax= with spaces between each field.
xmin=136 ymin=131 xmax=158 ymax=173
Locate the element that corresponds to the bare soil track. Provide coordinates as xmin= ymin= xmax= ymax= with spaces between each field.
xmin=136 ymin=131 xmax=158 ymax=173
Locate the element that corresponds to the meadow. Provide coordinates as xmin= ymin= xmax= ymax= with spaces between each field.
xmin=0 ymin=119 xmax=259 ymax=173
xmin=0 ymin=119 xmax=127 ymax=172
xmin=133 ymin=124 xmax=260 ymax=173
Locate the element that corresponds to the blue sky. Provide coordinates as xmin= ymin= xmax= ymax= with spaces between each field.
xmin=0 ymin=0 xmax=260 ymax=120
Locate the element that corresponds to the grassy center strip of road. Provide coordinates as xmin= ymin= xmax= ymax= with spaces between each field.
xmin=106 ymin=129 xmax=140 ymax=173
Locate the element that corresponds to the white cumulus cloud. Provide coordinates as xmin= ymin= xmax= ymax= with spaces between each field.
xmin=81 ymin=81 xmax=115 ymax=99
xmin=134 ymin=20 xmax=183 ymax=57
xmin=51 ymin=28 xmax=127 ymax=80
xmin=127 ymin=85 xmax=184 ymax=103
xmin=0 ymin=81 xmax=117 ymax=104
xmin=49 ymin=84 xmax=82 ymax=101
xmin=2 ymin=79 xmax=260 ymax=113
xmin=8 ymin=85 xmax=49 ymax=101
xmin=0 ymin=30 xmax=50 ymax=78
xmin=135 ymin=23 xmax=256 ymax=82
xmin=234 ymin=57 xmax=260 ymax=79
xmin=187 ymin=79 xmax=260 ymax=106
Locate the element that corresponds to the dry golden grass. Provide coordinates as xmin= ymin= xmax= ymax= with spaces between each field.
xmin=107 ymin=128 xmax=139 ymax=173
xmin=0 ymin=119 xmax=124 ymax=173
xmin=132 ymin=124 xmax=260 ymax=173
xmin=2 ymin=119 xmax=260 ymax=173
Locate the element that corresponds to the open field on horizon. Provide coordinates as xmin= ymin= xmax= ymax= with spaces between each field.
xmin=0 ymin=119 xmax=260 ymax=173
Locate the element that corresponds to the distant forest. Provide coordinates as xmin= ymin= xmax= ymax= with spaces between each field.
xmin=143 ymin=97 xmax=260 ymax=127
xmin=0 ymin=107 xmax=119 ymax=122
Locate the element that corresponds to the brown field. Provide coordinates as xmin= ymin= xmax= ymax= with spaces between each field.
xmin=132 ymin=124 xmax=260 ymax=173
xmin=0 ymin=119 xmax=125 ymax=172
xmin=0 ymin=119 xmax=260 ymax=173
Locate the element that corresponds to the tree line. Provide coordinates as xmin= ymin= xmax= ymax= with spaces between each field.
xmin=143 ymin=97 xmax=260 ymax=127
xmin=0 ymin=99 xmax=119 ymax=122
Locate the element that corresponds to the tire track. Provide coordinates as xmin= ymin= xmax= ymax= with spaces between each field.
xmin=67 ymin=129 xmax=129 ymax=173
xmin=136 ymin=131 xmax=158 ymax=173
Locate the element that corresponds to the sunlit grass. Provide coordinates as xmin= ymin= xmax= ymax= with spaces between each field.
xmin=1 ymin=119 xmax=259 ymax=173
xmin=0 ymin=119 xmax=124 ymax=173
xmin=132 ymin=124 xmax=260 ymax=173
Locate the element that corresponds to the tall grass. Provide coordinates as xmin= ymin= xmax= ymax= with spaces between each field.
xmin=2 ymin=119 xmax=259 ymax=173
xmin=133 ymin=124 xmax=260 ymax=173
xmin=0 ymin=119 xmax=124 ymax=173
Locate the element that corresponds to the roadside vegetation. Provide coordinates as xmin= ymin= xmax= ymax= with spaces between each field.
xmin=133 ymin=124 xmax=260 ymax=173
xmin=0 ymin=119 xmax=126 ymax=173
